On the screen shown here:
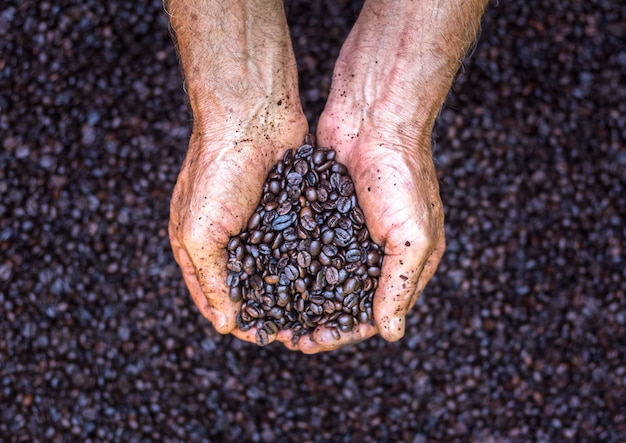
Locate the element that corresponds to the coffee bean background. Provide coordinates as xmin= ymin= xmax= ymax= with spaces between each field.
xmin=1 ymin=0 xmax=624 ymax=441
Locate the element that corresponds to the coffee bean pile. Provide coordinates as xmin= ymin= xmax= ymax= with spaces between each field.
xmin=226 ymin=138 xmax=384 ymax=345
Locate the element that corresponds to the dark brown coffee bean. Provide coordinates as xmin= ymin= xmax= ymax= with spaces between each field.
xmin=296 ymin=143 xmax=313 ymax=158
xmin=351 ymin=207 xmax=365 ymax=225
xmin=256 ymin=328 xmax=269 ymax=346
xmin=321 ymin=244 xmax=337 ymax=258
xmin=325 ymin=267 xmax=339 ymax=285
xmin=308 ymin=240 xmax=322 ymax=257
xmin=283 ymin=226 xmax=298 ymax=242
xmin=227 ymin=258 xmax=243 ymax=273
xmin=284 ymin=264 xmax=299 ymax=281
xmin=272 ymin=214 xmax=293 ymax=231
xmin=286 ymin=171 xmax=303 ymax=186
xmin=357 ymin=227 xmax=370 ymax=242
xmin=366 ymin=250 xmax=382 ymax=266
xmin=337 ymin=314 xmax=354 ymax=332
xmin=338 ymin=177 xmax=355 ymax=196
xmin=226 ymin=272 xmax=240 ymax=287
xmin=243 ymin=255 xmax=256 ymax=275
xmin=237 ymin=315 xmax=251 ymax=331
xmin=321 ymin=229 xmax=335 ymax=245
xmin=323 ymin=300 xmax=335 ymax=314
xmin=297 ymin=250 xmax=312 ymax=268
xmin=294 ymin=278 xmax=307 ymax=293
xmin=294 ymin=159 xmax=309 ymax=175
xmin=330 ymin=172 xmax=342 ymax=189
xmin=333 ymin=228 xmax=352 ymax=247
xmin=336 ymin=196 xmax=352 ymax=213
xmin=247 ymin=212 xmax=261 ymax=230
xmin=263 ymin=321 xmax=278 ymax=335
xmin=229 ymin=286 xmax=242 ymax=302
xmin=305 ymin=170 xmax=319 ymax=187
xmin=264 ymin=274 xmax=280 ymax=285
xmin=311 ymin=149 xmax=326 ymax=165
xmin=318 ymin=252 xmax=331 ymax=266
xmin=246 ymin=304 xmax=262 ymax=319
xmin=227 ymin=238 xmax=240 ymax=251
xmin=342 ymin=277 xmax=360 ymax=294
xmin=367 ymin=266 xmax=381 ymax=277
xmin=315 ymin=160 xmax=333 ymax=173
xmin=343 ymin=292 xmax=358 ymax=309
xmin=316 ymin=189 xmax=329 ymax=205
xmin=330 ymin=327 xmax=341 ymax=340
xmin=276 ymin=291 xmax=290 ymax=307
xmin=276 ymin=201 xmax=292 ymax=216
xmin=249 ymin=274 xmax=263 ymax=292
xmin=362 ymin=278 xmax=374 ymax=292
xmin=331 ymin=163 xmax=347 ymax=174
xmin=345 ymin=249 xmax=362 ymax=263
xmin=269 ymin=306 xmax=284 ymax=319
xmin=344 ymin=262 xmax=360 ymax=273
xmin=310 ymin=302 xmax=323 ymax=316
xmin=358 ymin=310 xmax=370 ymax=324
xmin=313 ymin=269 xmax=325 ymax=287
xmin=330 ymin=257 xmax=344 ymax=270
xmin=327 ymin=213 xmax=340 ymax=228
xmin=249 ymin=230 xmax=264 ymax=245
xmin=295 ymin=297 xmax=305 ymax=312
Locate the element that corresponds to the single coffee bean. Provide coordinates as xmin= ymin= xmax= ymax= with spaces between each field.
xmin=229 ymin=286 xmax=243 ymax=302
xmin=227 ymin=258 xmax=243 ymax=273
xmin=325 ymin=267 xmax=339 ymax=285
xmin=296 ymin=143 xmax=313 ymax=158
xmin=272 ymin=214 xmax=293 ymax=231
xmin=248 ymin=212 xmax=261 ymax=230
xmin=345 ymin=249 xmax=362 ymax=263
xmin=322 ymin=244 xmax=338 ymax=257
xmin=263 ymin=321 xmax=279 ymax=335
xmin=283 ymin=226 xmax=298 ymax=242
xmin=321 ymin=229 xmax=335 ymax=245
xmin=256 ymin=328 xmax=269 ymax=346
xmin=323 ymin=300 xmax=336 ymax=314
xmin=318 ymin=252 xmax=331 ymax=266
xmin=316 ymin=187 xmax=328 ymax=202
xmin=297 ymin=250 xmax=312 ymax=268
xmin=367 ymin=266 xmax=381 ymax=277
xmin=305 ymin=170 xmax=319 ymax=187
xmin=243 ymin=255 xmax=256 ymax=275
xmin=330 ymin=327 xmax=341 ymax=340
xmin=284 ymin=264 xmax=299 ymax=281
xmin=333 ymin=227 xmax=352 ymax=247
xmin=294 ymin=159 xmax=309 ymax=175
xmin=338 ymin=177 xmax=355 ymax=196
xmin=227 ymin=238 xmax=240 ymax=251
xmin=301 ymin=215 xmax=317 ymax=231
xmin=343 ymin=292 xmax=358 ymax=309
xmin=337 ymin=314 xmax=354 ymax=332
xmin=286 ymin=171 xmax=303 ymax=186
xmin=336 ymin=196 xmax=352 ymax=214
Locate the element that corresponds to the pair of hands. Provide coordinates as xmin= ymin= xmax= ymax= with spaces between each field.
xmin=166 ymin=0 xmax=473 ymax=353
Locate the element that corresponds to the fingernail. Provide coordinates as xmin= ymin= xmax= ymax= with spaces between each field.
xmin=213 ymin=310 xmax=228 ymax=332
xmin=388 ymin=316 xmax=405 ymax=341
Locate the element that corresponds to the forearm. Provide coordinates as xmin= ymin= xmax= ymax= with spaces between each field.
xmin=326 ymin=0 xmax=488 ymax=144
xmin=166 ymin=0 xmax=302 ymax=136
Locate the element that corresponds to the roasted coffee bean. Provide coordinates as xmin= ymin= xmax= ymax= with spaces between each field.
xmin=243 ymin=255 xmax=255 ymax=275
xmin=336 ymin=196 xmax=352 ymax=213
xmin=351 ymin=207 xmax=365 ymax=225
xmin=276 ymin=291 xmax=290 ymax=307
xmin=263 ymin=321 xmax=278 ymax=335
xmin=366 ymin=250 xmax=381 ymax=266
xmin=322 ymin=244 xmax=338 ymax=257
xmin=318 ymin=252 xmax=332 ymax=266
xmin=296 ymin=143 xmax=313 ymax=158
xmin=286 ymin=171 xmax=303 ymax=186
xmin=283 ymin=226 xmax=298 ymax=242
xmin=305 ymin=170 xmax=319 ymax=186
xmin=272 ymin=214 xmax=293 ymax=231
xmin=327 ymin=213 xmax=340 ymax=228
xmin=343 ymin=292 xmax=358 ymax=309
xmin=229 ymin=286 xmax=243 ymax=302
xmin=227 ymin=272 xmax=240 ymax=287
xmin=309 ymin=240 xmax=322 ymax=256
xmin=337 ymin=314 xmax=354 ymax=332
xmin=297 ymin=251 xmax=312 ymax=268
xmin=301 ymin=215 xmax=317 ymax=231
xmin=333 ymin=228 xmax=352 ymax=247
xmin=338 ymin=177 xmax=355 ymax=196
xmin=367 ymin=266 xmax=381 ymax=277
xmin=342 ymin=277 xmax=360 ymax=294
xmin=248 ymin=212 xmax=261 ymax=230
xmin=294 ymin=159 xmax=309 ymax=175
xmin=321 ymin=229 xmax=335 ymax=245
xmin=331 ymin=257 xmax=344 ymax=270
xmin=316 ymin=187 xmax=328 ymax=202
xmin=250 ymin=230 xmax=264 ymax=245
xmin=294 ymin=278 xmax=307 ymax=293
xmin=330 ymin=327 xmax=341 ymax=340
xmin=227 ymin=238 xmax=240 ymax=251
xmin=325 ymin=267 xmax=339 ymax=285
xmin=345 ymin=249 xmax=362 ymax=263
xmin=284 ymin=264 xmax=299 ymax=281
xmin=227 ymin=258 xmax=243 ymax=273
xmin=256 ymin=329 xmax=270 ymax=346
xmin=250 ymin=274 xmax=264 ymax=292
xmin=323 ymin=300 xmax=336 ymax=314
xmin=315 ymin=160 xmax=333 ymax=173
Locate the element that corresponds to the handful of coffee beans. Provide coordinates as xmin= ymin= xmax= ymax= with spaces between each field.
xmin=226 ymin=136 xmax=384 ymax=346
